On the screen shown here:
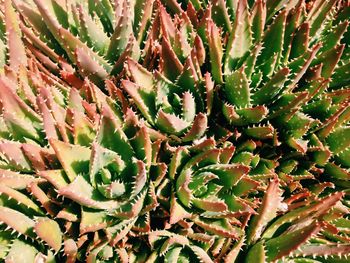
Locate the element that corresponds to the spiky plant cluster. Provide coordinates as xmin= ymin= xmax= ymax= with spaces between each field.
xmin=0 ymin=0 xmax=350 ymax=262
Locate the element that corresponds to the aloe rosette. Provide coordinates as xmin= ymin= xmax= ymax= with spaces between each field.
xmin=0 ymin=0 xmax=350 ymax=262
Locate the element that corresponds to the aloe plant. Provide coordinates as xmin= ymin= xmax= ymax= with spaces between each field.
xmin=0 ymin=0 xmax=349 ymax=262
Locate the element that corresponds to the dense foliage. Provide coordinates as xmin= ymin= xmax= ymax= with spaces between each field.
xmin=0 ymin=0 xmax=350 ymax=262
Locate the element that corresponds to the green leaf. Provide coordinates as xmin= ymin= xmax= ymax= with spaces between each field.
xmin=262 ymin=192 xmax=344 ymax=239
xmin=252 ymin=68 xmax=290 ymax=105
xmin=225 ymin=0 xmax=252 ymax=73
xmin=5 ymin=240 xmax=38 ymax=263
xmin=106 ymin=0 xmax=133 ymax=62
xmin=256 ymin=9 xmax=286 ymax=74
xmin=265 ymin=222 xmax=322 ymax=261
xmin=49 ymin=139 xmax=91 ymax=182
xmin=327 ymin=127 xmax=350 ymax=155
xmin=224 ymin=67 xmax=250 ymax=108
xmin=96 ymin=107 xmax=134 ymax=161
xmin=58 ymin=175 xmax=120 ymax=210
xmin=34 ymin=218 xmax=62 ymax=252
xmin=251 ymin=0 xmax=266 ymax=42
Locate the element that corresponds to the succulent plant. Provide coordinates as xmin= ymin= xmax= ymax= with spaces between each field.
xmin=0 ymin=0 xmax=350 ymax=262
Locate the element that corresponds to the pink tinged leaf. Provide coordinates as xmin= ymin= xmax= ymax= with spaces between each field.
xmin=71 ymin=109 xmax=96 ymax=147
xmin=75 ymin=48 xmax=109 ymax=86
xmin=245 ymin=125 xmax=274 ymax=139
xmin=158 ymin=3 xmax=176 ymax=41
xmin=293 ymin=244 xmax=350 ymax=258
xmin=38 ymin=169 xmax=68 ymax=190
xmin=190 ymin=137 xmax=216 ymax=153
xmin=220 ymin=145 xmax=235 ymax=164
xmin=4 ymin=0 xmax=27 ymax=70
xmin=286 ymin=137 xmax=309 ymax=154
xmin=192 ymin=35 xmax=205 ymax=66
xmin=169 ymin=146 xmax=190 ymax=180
xmin=204 ymin=73 xmax=214 ymax=115
xmin=135 ymin=0 xmax=155 ymax=44
xmin=68 ymin=88 xmax=84 ymax=112
xmin=263 ymin=192 xmax=344 ymax=239
xmin=224 ymin=236 xmax=245 ymax=263
xmin=312 ymin=44 xmax=345 ymax=79
xmin=0 ymin=141 xmax=32 ymax=172
xmin=0 ymin=184 xmax=43 ymax=215
xmin=58 ymin=176 xmax=120 ymax=210
xmin=34 ymin=218 xmax=62 ymax=252
xmin=131 ymin=160 xmax=147 ymax=197
xmin=0 ymin=169 xmax=42 ymax=189
xmin=156 ymin=110 xmax=190 ymax=135
xmin=80 ymin=208 xmax=109 ymax=235
xmin=112 ymin=35 xmax=140 ymax=75
xmin=286 ymin=44 xmax=321 ymax=92
xmin=0 ymin=77 xmax=41 ymax=135
xmin=206 ymin=19 xmax=223 ymax=83
xmin=60 ymin=71 xmax=84 ymax=90
xmin=176 ymin=169 xmax=193 ymax=207
xmin=38 ymin=86 xmax=69 ymax=143
xmin=192 ymin=197 xmax=228 ymax=212
xmin=21 ymin=143 xmax=51 ymax=171
xmin=27 ymin=182 xmax=56 ymax=216
xmin=121 ymin=80 xmax=155 ymax=124
xmin=37 ymin=96 xmax=59 ymax=141
xmin=190 ymin=245 xmax=214 ymax=263
xmin=0 ymin=206 xmax=35 ymax=237
xmin=182 ymin=113 xmax=208 ymax=142
xmin=247 ymin=177 xmax=282 ymax=245
xmin=160 ymin=37 xmax=183 ymax=81
xmin=64 ymin=239 xmax=78 ymax=263
xmin=186 ymin=2 xmax=198 ymax=27
xmin=113 ymin=190 xmax=146 ymax=219
xmin=26 ymin=43 xmax=60 ymax=74
xmin=197 ymin=164 xmax=250 ymax=187
xmin=89 ymin=142 xmax=124 ymax=186
xmin=192 ymin=217 xmax=243 ymax=239
xmin=170 ymin=193 xmax=191 ymax=224
xmin=49 ymin=139 xmax=91 ymax=181
xmin=20 ymin=23 xmax=59 ymax=63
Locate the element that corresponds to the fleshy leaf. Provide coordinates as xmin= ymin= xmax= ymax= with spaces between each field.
xmin=49 ymin=139 xmax=90 ymax=182
xmin=34 ymin=218 xmax=62 ymax=252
